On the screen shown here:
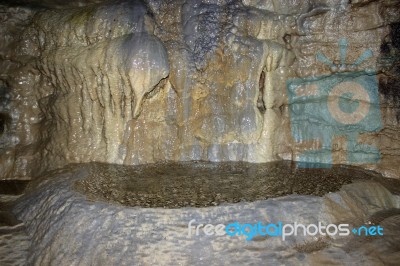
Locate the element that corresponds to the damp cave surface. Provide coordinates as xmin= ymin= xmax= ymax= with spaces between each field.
xmin=73 ymin=161 xmax=392 ymax=208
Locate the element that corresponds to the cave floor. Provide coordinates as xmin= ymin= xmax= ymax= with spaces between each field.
xmin=2 ymin=162 xmax=400 ymax=265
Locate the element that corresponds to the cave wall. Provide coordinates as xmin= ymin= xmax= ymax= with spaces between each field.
xmin=0 ymin=0 xmax=399 ymax=179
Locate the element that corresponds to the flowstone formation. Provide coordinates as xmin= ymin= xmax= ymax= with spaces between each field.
xmin=34 ymin=2 xmax=170 ymax=165
xmin=0 ymin=0 xmax=399 ymax=179
xmin=1 ymin=2 xmax=400 ymax=265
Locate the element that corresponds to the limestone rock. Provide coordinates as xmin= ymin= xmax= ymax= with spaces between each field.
xmin=0 ymin=0 xmax=399 ymax=179
xmin=12 ymin=163 xmax=400 ymax=264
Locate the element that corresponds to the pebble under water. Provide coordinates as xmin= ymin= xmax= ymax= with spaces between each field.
xmin=73 ymin=161 xmax=389 ymax=208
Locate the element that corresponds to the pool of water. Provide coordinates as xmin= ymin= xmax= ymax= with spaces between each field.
xmin=74 ymin=161 xmax=387 ymax=208
xmin=11 ymin=162 xmax=400 ymax=265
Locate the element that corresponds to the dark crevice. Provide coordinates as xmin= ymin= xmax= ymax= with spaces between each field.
xmin=390 ymin=22 xmax=400 ymax=49
xmin=0 ymin=112 xmax=11 ymax=136
xmin=378 ymin=22 xmax=400 ymax=123
xmin=257 ymin=69 xmax=266 ymax=114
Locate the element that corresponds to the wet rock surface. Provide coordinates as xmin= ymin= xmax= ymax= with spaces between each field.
xmin=0 ymin=0 xmax=399 ymax=264
xmin=74 ymin=161 xmax=387 ymax=208
xmin=0 ymin=185 xmax=31 ymax=266
xmin=0 ymin=0 xmax=398 ymax=179
xmin=11 ymin=163 xmax=400 ymax=265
